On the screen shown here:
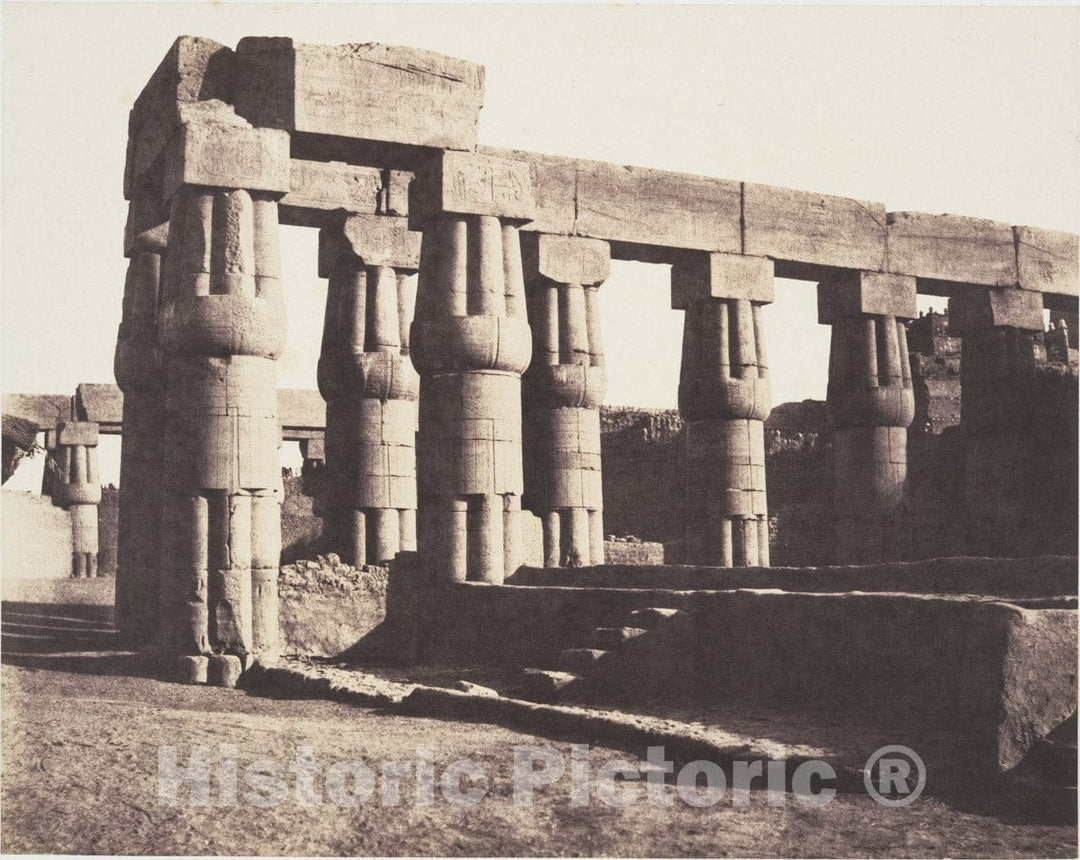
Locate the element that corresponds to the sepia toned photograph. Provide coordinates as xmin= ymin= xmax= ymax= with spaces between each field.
xmin=1 ymin=3 xmax=1077 ymax=856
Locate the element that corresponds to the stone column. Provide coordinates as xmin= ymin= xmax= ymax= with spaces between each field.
xmin=522 ymin=234 xmax=609 ymax=567
xmin=114 ymin=196 xmax=169 ymax=642
xmin=948 ymin=287 xmax=1044 ymax=555
xmin=157 ymin=119 xmax=290 ymax=680
xmin=50 ymin=421 xmax=102 ymax=577
xmin=818 ymin=271 xmax=917 ymax=564
xmin=410 ymin=151 xmax=535 ymax=584
xmin=672 ymin=253 xmax=773 ymax=567
xmin=317 ymin=214 xmax=421 ymax=566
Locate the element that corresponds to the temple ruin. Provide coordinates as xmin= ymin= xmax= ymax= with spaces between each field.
xmin=2 ymin=35 xmax=1076 ymax=731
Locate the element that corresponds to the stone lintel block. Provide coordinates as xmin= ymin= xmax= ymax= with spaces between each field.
xmin=887 ymin=211 xmax=1018 ymax=287
xmin=817 ymin=271 xmax=918 ymax=324
xmin=671 ymin=253 xmax=775 ymax=310
xmin=1015 ymin=226 xmax=1079 ymax=298
xmin=277 ymin=388 xmax=326 ymax=434
xmin=318 ymin=214 xmax=421 ymax=275
xmin=163 ymin=121 xmax=291 ymax=201
xmin=125 ymin=36 xmax=233 ymax=199
xmin=75 ymin=384 xmax=124 ymax=428
xmin=487 ymin=146 xmax=741 ymax=256
xmin=523 ymin=234 xmax=610 ymax=286
xmin=1 ymin=393 xmax=71 ymax=431
xmin=123 ymin=196 xmax=170 ymax=257
xmin=278 ymin=160 xmax=384 ymax=228
xmin=948 ymin=287 xmax=1045 ymax=334
xmin=233 ymin=38 xmax=484 ymax=151
xmin=743 ymin=183 xmax=887 ymax=274
xmin=57 ymin=421 xmax=99 ymax=448
xmin=409 ymin=150 xmax=535 ymax=226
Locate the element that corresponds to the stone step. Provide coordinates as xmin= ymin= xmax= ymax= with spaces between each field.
xmin=558 ymin=648 xmax=609 ymax=673
xmin=589 ymin=626 xmax=649 ymax=649
xmin=518 ymin=668 xmax=580 ymax=704
xmin=628 ymin=607 xmax=681 ymax=629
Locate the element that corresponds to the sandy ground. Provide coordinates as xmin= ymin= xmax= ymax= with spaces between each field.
xmin=1 ymin=601 xmax=1076 ymax=857
xmin=0 ymin=662 xmax=1074 ymax=857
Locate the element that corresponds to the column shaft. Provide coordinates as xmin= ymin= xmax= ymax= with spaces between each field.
xmin=821 ymin=273 xmax=917 ymax=564
xmin=522 ymin=236 xmax=609 ymax=568
xmin=412 ymin=216 xmax=532 ymax=583
xmin=159 ymin=186 xmax=285 ymax=663
xmin=316 ymin=215 xmax=420 ymax=566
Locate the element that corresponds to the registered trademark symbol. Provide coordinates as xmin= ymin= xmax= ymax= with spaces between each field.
xmin=863 ymin=745 xmax=926 ymax=807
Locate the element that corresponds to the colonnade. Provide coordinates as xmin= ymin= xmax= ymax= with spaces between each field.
xmin=109 ymin=104 xmax=1057 ymax=681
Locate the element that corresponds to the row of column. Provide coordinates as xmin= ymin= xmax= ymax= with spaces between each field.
xmin=115 ymin=138 xmax=1049 ymax=676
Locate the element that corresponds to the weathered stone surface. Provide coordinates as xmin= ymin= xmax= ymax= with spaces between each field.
xmin=125 ymin=36 xmax=233 ymax=199
xmin=1 ymin=394 xmax=71 ymax=429
xmin=171 ymin=655 xmax=209 ymax=685
xmin=603 ymin=539 xmax=665 ymax=566
xmin=317 ymin=214 xmax=421 ymax=274
xmin=234 ymin=38 xmax=484 ymax=151
xmin=277 ymin=389 xmax=326 ymax=437
xmin=123 ymin=195 xmax=170 ymax=256
xmin=410 ymin=150 xmax=534 ymax=225
xmin=671 ymin=253 xmax=774 ymax=309
xmin=485 ymin=146 xmax=741 ymax=258
xmin=887 ymin=211 xmax=1018 ymax=287
xmin=75 ymin=384 xmax=123 ymax=431
xmin=207 ymin=654 xmax=243 ymax=688
xmin=743 ymin=183 xmax=886 ymax=277
xmin=56 ymin=421 xmax=98 ymax=448
xmin=817 ymin=271 xmax=917 ymax=324
xmin=278 ymin=160 xmax=383 ymax=228
xmin=949 ymin=287 xmax=1045 ymax=334
xmin=522 ymin=234 xmax=610 ymax=286
xmin=1015 ymin=226 xmax=1079 ymax=298
xmin=163 ymin=118 xmax=291 ymax=200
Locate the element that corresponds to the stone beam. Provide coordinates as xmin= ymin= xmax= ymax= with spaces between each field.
xmin=1015 ymin=226 xmax=1079 ymax=301
xmin=743 ymin=183 xmax=887 ymax=279
xmin=277 ymin=388 xmax=327 ymax=437
xmin=75 ymin=384 xmax=124 ymax=433
xmin=233 ymin=38 xmax=484 ymax=152
xmin=481 ymin=146 xmax=741 ymax=261
xmin=2 ymin=394 xmax=71 ymax=430
xmin=887 ymin=212 xmax=1018 ymax=289
xmin=278 ymin=160 xmax=384 ymax=228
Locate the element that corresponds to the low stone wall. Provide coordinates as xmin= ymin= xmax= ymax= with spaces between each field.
xmin=411 ymin=572 xmax=1077 ymax=773
xmin=506 ymin=556 xmax=1078 ymax=599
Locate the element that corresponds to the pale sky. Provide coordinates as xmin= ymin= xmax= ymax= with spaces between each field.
xmin=2 ymin=3 xmax=1078 ymax=486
